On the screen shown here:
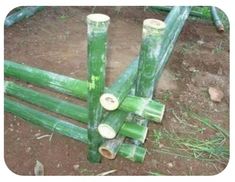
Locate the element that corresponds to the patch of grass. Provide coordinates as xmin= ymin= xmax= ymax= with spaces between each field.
xmin=152 ymin=110 xmax=229 ymax=165
xmin=212 ymin=41 xmax=225 ymax=54
xmin=147 ymin=171 xmax=165 ymax=176
xmin=162 ymin=90 xmax=172 ymax=102
xmin=59 ymin=15 xmax=69 ymax=21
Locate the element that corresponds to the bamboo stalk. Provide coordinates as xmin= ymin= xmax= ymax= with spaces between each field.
xmin=211 ymin=6 xmax=224 ymax=33
xmin=5 ymin=6 xmax=44 ymax=27
xmin=135 ymin=18 xmax=166 ymax=97
xmin=132 ymin=7 xmax=191 ymax=145
xmin=4 ymin=60 xmax=164 ymax=122
xmin=100 ymin=59 xmax=138 ymax=110
xmin=4 ymin=81 xmax=88 ymax=123
xmin=86 ymin=13 xmax=110 ymax=162
xmin=4 ymin=98 xmax=146 ymax=162
xmin=4 ymin=60 xmax=88 ymax=99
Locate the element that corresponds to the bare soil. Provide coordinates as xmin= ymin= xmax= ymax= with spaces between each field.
xmin=4 ymin=7 xmax=229 ymax=175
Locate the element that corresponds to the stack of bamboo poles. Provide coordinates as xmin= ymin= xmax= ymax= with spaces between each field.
xmin=4 ymin=6 xmax=191 ymax=163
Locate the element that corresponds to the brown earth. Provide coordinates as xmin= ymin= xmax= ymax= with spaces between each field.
xmin=4 ymin=7 xmax=229 ymax=175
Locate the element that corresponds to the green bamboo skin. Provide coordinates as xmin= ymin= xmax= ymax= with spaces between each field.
xmin=4 ymin=60 xmax=164 ymax=122
xmin=4 ymin=98 xmax=146 ymax=162
xmin=87 ymin=14 xmax=110 ymax=162
xmin=211 ymin=6 xmax=224 ymax=33
xmin=4 ymin=81 xmax=88 ymax=123
xmin=5 ymin=6 xmax=44 ymax=27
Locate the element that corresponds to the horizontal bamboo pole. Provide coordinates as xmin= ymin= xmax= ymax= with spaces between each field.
xmin=100 ymin=59 xmax=138 ymax=110
xmin=4 ymin=81 xmax=147 ymax=141
xmin=4 ymin=81 xmax=88 ymax=123
xmin=5 ymin=98 xmax=88 ymax=143
xmin=4 ymin=60 xmax=88 ymax=99
xmin=5 ymin=6 xmax=44 ymax=27
xmin=4 ymin=98 xmax=147 ymax=163
xmin=4 ymin=60 xmax=164 ymax=122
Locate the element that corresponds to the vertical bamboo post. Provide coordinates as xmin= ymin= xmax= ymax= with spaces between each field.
xmin=136 ymin=19 xmax=166 ymax=97
xmin=133 ymin=19 xmax=166 ymax=145
xmin=87 ymin=14 xmax=110 ymax=162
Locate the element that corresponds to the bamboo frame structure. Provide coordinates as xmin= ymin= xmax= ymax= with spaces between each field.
xmin=4 ymin=81 xmax=148 ymax=141
xmin=4 ymin=6 xmax=192 ymax=164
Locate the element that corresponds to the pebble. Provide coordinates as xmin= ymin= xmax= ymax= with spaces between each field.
xmin=208 ymin=87 xmax=224 ymax=102
xmin=26 ymin=147 xmax=31 ymax=153
xmin=167 ymin=162 xmax=174 ymax=168
xmin=73 ymin=164 xmax=80 ymax=171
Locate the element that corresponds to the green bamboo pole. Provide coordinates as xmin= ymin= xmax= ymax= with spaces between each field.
xmin=4 ymin=60 xmax=164 ymax=122
xmin=86 ymin=13 xmax=110 ymax=162
xmin=211 ymin=6 xmax=224 ymax=33
xmin=4 ymin=98 xmax=146 ymax=163
xmin=4 ymin=81 xmax=88 ymax=123
xmin=4 ymin=60 xmax=88 ymax=99
xmin=136 ymin=18 xmax=166 ymax=98
xmin=132 ymin=7 xmax=191 ymax=145
xmin=99 ymin=59 xmax=138 ymax=110
xmin=5 ymin=6 xmax=44 ymax=27
xmin=5 ymin=81 xmax=147 ymax=141
xmin=5 ymin=98 xmax=88 ymax=143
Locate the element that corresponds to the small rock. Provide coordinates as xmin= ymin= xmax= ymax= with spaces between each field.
xmin=26 ymin=147 xmax=31 ymax=153
xmin=73 ymin=164 xmax=80 ymax=171
xmin=167 ymin=162 xmax=174 ymax=168
xmin=208 ymin=87 xmax=224 ymax=102
xmin=197 ymin=40 xmax=205 ymax=45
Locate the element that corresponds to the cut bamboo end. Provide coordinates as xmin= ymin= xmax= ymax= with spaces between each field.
xmin=87 ymin=13 xmax=110 ymax=23
xmin=143 ymin=19 xmax=166 ymax=35
xmin=98 ymin=146 xmax=115 ymax=159
xmin=98 ymin=123 xmax=117 ymax=139
xmin=100 ymin=93 xmax=119 ymax=110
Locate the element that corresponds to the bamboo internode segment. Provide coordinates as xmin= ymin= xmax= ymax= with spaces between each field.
xmin=4 ymin=60 xmax=165 ymax=122
xmin=4 ymin=98 xmax=146 ymax=162
xmin=87 ymin=13 xmax=110 ymax=162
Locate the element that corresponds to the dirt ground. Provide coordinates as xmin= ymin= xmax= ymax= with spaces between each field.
xmin=4 ymin=7 xmax=229 ymax=175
